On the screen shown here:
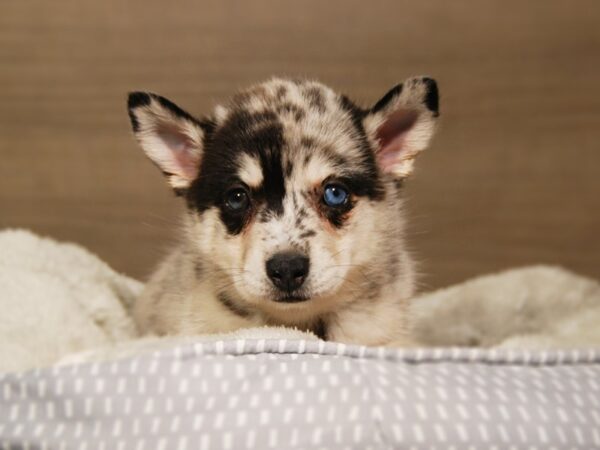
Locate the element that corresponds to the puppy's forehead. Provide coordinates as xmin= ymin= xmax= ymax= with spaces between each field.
xmin=227 ymin=78 xmax=335 ymax=116
xmin=214 ymin=78 xmax=369 ymax=183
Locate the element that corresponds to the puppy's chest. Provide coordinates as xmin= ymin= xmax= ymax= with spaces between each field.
xmin=193 ymin=286 xmax=330 ymax=339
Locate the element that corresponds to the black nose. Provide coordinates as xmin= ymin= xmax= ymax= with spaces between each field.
xmin=266 ymin=252 xmax=310 ymax=292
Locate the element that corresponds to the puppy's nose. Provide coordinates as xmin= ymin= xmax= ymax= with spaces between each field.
xmin=266 ymin=252 xmax=310 ymax=292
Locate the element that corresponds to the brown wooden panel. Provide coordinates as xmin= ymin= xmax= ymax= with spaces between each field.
xmin=1 ymin=0 xmax=599 ymax=288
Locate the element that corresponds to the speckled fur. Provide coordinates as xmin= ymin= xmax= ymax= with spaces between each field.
xmin=127 ymin=76 xmax=439 ymax=346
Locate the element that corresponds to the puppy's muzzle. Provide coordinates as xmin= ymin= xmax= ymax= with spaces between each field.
xmin=266 ymin=252 xmax=309 ymax=295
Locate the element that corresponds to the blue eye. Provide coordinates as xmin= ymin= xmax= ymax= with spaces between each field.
xmin=225 ymin=188 xmax=250 ymax=212
xmin=323 ymin=184 xmax=349 ymax=207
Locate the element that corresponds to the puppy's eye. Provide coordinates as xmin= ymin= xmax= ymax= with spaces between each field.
xmin=323 ymin=184 xmax=349 ymax=207
xmin=224 ymin=188 xmax=250 ymax=212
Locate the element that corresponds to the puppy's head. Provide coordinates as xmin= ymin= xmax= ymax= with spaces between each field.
xmin=128 ymin=77 xmax=439 ymax=322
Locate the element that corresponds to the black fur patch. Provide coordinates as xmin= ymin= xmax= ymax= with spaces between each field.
xmin=154 ymin=94 xmax=204 ymax=126
xmin=127 ymin=92 xmax=152 ymax=132
xmin=338 ymin=173 xmax=382 ymax=200
xmin=127 ymin=91 xmax=152 ymax=109
xmin=296 ymin=207 xmax=307 ymax=219
xmin=299 ymin=229 xmax=316 ymax=238
xmin=276 ymin=103 xmax=305 ymax=121
xmin=300 ymin=136 xmax=316 ymax=149
xmin=258 ymin=208 xmax=273 ymax=223
xmin=220 ymin=206 xmax=254 ymax=236
xmin=312 ymin=319 xmax=328 ymax=340
xmin=127 ymin=91 xmax=206 ymax=132
xmin=304 ymin=87 xmax=326 ymax=112
xmin=370 ymin=79 xmax=439 ymax=116
xmin=257 ymin=134 xmax=286 ymax=217
xmin=338 ymin=96 xmax=384 ymax=201
xmin=322 ymin=206 xmax=351 ymax=228
xmin=421 ymin=77 xmax=440 ymax=116
xmin=260 ymin=164 xmax=286 ymax=216
xmin=275 ymin=85 xmax=288 ymax=101
xmin=320 ymin=145 xmax=348 ymax=168
xmin=186 ymin=109 xmax=286 ymax=234
xmin=371 ymin=83 xmax=403 ymax=114
xmin=284 ymin=160 xmax=294 ymax=178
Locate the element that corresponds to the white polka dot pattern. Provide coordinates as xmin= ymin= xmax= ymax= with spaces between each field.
xmin=1 ymin=340 xmax=600 ymax=449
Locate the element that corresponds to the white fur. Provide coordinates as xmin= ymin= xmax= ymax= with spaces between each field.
xmin=237 ymin=153 xmax=263 ymax=187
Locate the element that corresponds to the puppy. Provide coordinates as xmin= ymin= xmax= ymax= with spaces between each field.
xmin=127 ymin=76 xmax=439 ymax=345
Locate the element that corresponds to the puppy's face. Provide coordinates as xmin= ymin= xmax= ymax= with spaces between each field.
xmin=128 ymin=77 xmax=439 ymax=320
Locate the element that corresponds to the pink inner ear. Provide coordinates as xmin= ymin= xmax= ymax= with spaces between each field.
xmin=375 ymin=109 xmax=419 ymax=171
xmin=157 ymin=126 xmax=200 ymax=180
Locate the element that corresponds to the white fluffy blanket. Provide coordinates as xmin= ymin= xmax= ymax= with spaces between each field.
xmin=1 ymin=229 xmax=599 ymax=371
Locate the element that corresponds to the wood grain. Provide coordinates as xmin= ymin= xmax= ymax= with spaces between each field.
xmin=1 ymin=0 xmax=599 ymax=289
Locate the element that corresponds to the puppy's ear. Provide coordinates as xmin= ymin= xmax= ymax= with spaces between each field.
xmin=363 ymin=77 xmax=439 ymax=178
xmin=127 ymin=92 xmax=207 ymax=191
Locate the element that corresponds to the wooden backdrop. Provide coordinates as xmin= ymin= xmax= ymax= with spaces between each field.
xmin=1 ymin=0 xmax=599 ymax=289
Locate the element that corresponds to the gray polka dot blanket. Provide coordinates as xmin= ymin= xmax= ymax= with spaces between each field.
xmin=2 ymin=339 xmax=600 ymax=449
